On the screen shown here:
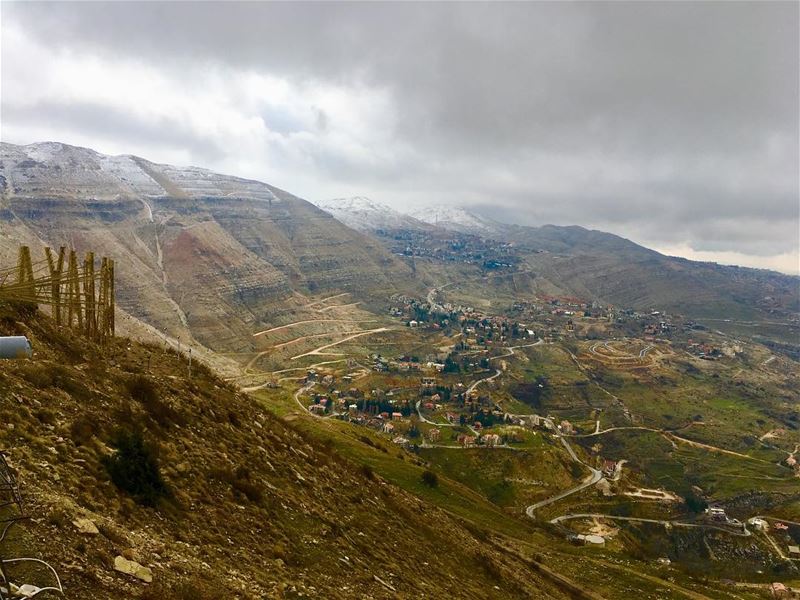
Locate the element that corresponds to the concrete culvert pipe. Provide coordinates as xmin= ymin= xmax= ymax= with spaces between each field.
xmin=0 ymin=336 xmax=32 ymax=359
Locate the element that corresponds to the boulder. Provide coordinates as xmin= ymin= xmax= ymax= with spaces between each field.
xmin=113 ymin=556 xmax=153 ymax=583
xmin=72 ymin=517 xmax=99 ymax=535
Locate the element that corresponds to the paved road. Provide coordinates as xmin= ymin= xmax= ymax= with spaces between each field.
xmin=491 ymin=339 xmax=543 ymax=361
xmin=526 ymin=467 xmax=603 ymax=517
xmin=526 ymin=425 xmax=603 ymax=517
xmin=549 ymin=513 xmax=751 ymax=537
xmin=415 ymin=399 xmax=481 ymax=436
xmin=293 ymin=381 xmax=316 ymax=413
xmin=466 ymin=369 xmax=501 ymax=395
xmin=415 ymin=399 xmax=455 ymax=427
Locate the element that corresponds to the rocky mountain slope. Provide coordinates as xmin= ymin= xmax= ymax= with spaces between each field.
xmin=0 ymin=142 xmax=416 ymax=354
xmin=503 ymin=224 xmax=799 ymax=322
xmin=316 ymin=198 xmax=799 ymax=325
xmin=0 ymin=303 xmax=581 ymax=599
xmin=1 ymin=142 xmax=795 ymax=356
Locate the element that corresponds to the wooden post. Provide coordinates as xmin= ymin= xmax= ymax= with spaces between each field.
xmin=96 ymin=256 xmax=115 ymax=342
xmin=66 ymin=250 xmax=82 ymax=329
xmin=16 ymin=246 xmax=35 ymax=300
xmin=83 ymin=252 xmax=96 ymax=340
xmin=108 ymin=258 xmax=115 ymax=337
xmin=98 ymin=257 xmax=108 ymax=343
xmin=45 ymin=247 xmax=66 ymax=326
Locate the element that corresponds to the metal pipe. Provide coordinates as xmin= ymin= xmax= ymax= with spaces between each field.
xmin=0 ymin=337 xmax=32 ymax=359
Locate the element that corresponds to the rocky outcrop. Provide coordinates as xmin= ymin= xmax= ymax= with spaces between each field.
xmin=113 ymin=556 xmax=153 ymax=583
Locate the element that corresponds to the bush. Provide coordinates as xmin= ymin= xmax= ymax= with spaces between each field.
xmin=102 ymin=429 xmax=169 ymax=506
xmin=126 ymin=375 xmax=159 ymax=404
xmin=209 ymin=466 xmax=263 ymax=504
xmin=127 ymin=375 xmax=183 ymax=426
xmin=421 ymin=469 xmax=438 ymax=488
xmin=684 ymin=492 xmax=708 ymax=514
xmin=139 ymin=578 xmax=227 ymax=600
xmin=70 ymin=415 xmax=96 ymax=446
xmin=360 ymin=464 xmax=374 ymax=480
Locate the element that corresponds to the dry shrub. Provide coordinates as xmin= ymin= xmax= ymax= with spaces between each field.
xmin=360 ymin=463 xmax=374 ymax=480
xmin=35 ymin=408 xmax=58 ymax=426
xmin=126 ymin=375 xmax=159 ymax=404
xmin=70 ymin=415 xmax=96 ymax=446
xmin=126 ymin=375 xmax=184 ymax=426
xmin=421 ymin=469 xmax=438 ymax=487
xmin=139 ymin=577 xmax=228 ymax=600
xmin=209 ymin=466 xmax=263 ymax=504
xmin=102 ymin=429 xmax=170 ymax=507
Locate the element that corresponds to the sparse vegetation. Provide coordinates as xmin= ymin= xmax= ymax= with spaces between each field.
xmin=421 ymin=469 xmax=438 ymax=487
xmin=102 ymin=428 xmax=170 ymax=506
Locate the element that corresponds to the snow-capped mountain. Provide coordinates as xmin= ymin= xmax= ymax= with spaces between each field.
xmin=314 ymin=197 xmax=505 ymax=237
xmin=313 ymin=196 xmax=432 ymax=233
xmin=0 ymin=142 xmax=414 ymax=349
xmin=409 ymin=206 xmax=502 ymax=236
xmin=0 ymin=141 xmax=282 ymax=203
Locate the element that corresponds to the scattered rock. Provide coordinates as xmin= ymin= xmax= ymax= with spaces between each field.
xmin=113 ymin=556 xmax=152 ymax=583
xmin=72 ymin=517 xmax=99 ymax=535
xmin=373 ymin=574 xmax=396 ymax=592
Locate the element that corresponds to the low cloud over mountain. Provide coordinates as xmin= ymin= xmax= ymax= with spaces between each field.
xmin=2 ymin=2 xmax=797 ymax=272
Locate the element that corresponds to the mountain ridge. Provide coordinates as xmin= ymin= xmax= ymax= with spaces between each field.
xmin=2 ymin=141 xmax=797 ymax=351
xmin=0 ymin=141 xmax=419 ymax=355
xmin=312 ymin=193 xmax=798 ymax=326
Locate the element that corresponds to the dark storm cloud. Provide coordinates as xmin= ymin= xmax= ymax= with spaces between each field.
xmin=2 ymin=1 xmax=798 ymax=271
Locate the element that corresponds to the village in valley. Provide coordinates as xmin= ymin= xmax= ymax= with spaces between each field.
xmin=243 ymin=280 xmax=800 ymax=594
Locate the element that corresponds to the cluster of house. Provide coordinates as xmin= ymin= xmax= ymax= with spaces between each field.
xmin=685 ymin=340 xmax=724 ymax=360
xmin=704 ymin=506 xmax=740 ymax=525
xmin=643 ymin=320 xmax=675 ymax=339
xmin=382 ymin=229 xmax=518 ymax=268
xmin=454 ymin=432 xmax=503 ymax=448
xmin=389 ymin=293 xmax=539 ymax=344
xmin=306 ymin=375 xmax=420 ymax=420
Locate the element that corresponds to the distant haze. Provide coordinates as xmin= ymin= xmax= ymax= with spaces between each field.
xmin=2 ymin=2 xmax=797 ymax=274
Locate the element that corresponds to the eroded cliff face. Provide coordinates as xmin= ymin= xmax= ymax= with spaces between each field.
xmin=0 ymin=142 xmax=413 ymax=351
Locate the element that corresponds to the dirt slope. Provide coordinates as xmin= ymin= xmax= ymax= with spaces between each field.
xmin=0 ymin=304 xmax=572 ymax=599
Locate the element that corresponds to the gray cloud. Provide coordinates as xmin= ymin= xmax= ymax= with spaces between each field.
xmin=2 ymin=1 xmax=798 ymax=271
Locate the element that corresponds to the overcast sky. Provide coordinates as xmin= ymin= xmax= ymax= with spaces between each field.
xmin=2 ymin=1 xmax=798 ymax=274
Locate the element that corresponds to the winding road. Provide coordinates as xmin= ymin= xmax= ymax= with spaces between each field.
xmin=549 ymin=513 xmax=751 ymax=538
xmin=526 ymin=419 xmax=604 ymax=517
